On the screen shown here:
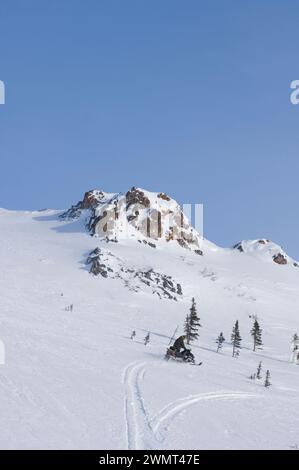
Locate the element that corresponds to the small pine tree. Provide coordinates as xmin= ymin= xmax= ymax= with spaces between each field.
xmin=256 ymin=361 xmax=262 ymax=379
xmin=231 ymin=320 xmax=242 ymax=357
xmin=291 ymin=333 xmax=299 ymax=352
xmin=184 ymin=314 xmax=192 ymax=344
xmin=264 ymin=370 xmax=271 ymax=387
xmin=251 ymin=319 xmax=263 ymax=351
xmin=290 ymin=334 xmax=299 ymax=362
xmin=216 ymin=332 xmax=225 ymax=353
xmin=188 ymin=298 xmax=201 ymax=344
xmin=144 ymin=332 xmax=150 ymax=345
xmin=131 ymin=330 xmax=136 ymax=340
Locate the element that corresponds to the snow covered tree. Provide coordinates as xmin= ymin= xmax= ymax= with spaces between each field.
xmin=231 ymin=320 xmax=242 ymax=357
xmin=184 ymin=314 xmax=191 ymax=344
xmin=216 ymin=332 xmax=225 ymax=353
xmin=291 ymin=333 xmax=299 ymax=363
xmin=256 ymin=361 xmax=262 ymax=380
xmin=186 ymin=298 xmax=201 ymax=344
xmin=251 ymin=319 xmax=263 ymax=351
xmin=264 ymin=370 xmax=271 ymax=388
xmin=293 ymin=333 xmax=299 ymax=343
xmin=144 ymin=332 xmax=150 ymax=345
xmin=130 ymin=330 xmax=136 ymax=340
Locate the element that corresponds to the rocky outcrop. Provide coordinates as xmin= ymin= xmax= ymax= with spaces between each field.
xmin=60 ymin=187 xmax=203 ymax=253
xmin=233 ymin=239 xmax=297 ymax=267
xmin=59 ymin=190 xmax=109 ymax=220
xmin=273 ymin=253 xmax=288 ymax=265
xmin=82 ymin=190 xmax=106 ymax=209
xmin=157 ymin=192 xmax=171 ymax=201
xmin=126 ymin=187 xmax=150 ymax=210
xmin=86 ymin=247 xmax=183 ymax=301
xmin=233 ymin=242 xmax=244 ymax=253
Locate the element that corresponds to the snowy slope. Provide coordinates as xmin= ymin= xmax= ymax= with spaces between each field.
xmin=233 ymin=239 xmax=299 ymax=267
xmin=0 ymin=206 xmax=299 ymax=450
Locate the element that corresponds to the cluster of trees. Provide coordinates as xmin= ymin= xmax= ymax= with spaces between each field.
xmin=181 ymin=302 xmax=276 ymax=387
xmin=216 ymin=318 xmax=263 ymax=358
xmin=130 ymin=297 xmax=299 ymax=392
xmin=130 ymin=330 xmax=150 ymax=345
xmin=64 ymin=303 xmax=73 ymax=312
xmin=182 ymin=301 xmax=266 ymax=362
xmin=250 ymin=361 xmax=271 ymax=387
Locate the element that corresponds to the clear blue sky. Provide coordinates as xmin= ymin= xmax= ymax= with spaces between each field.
xmin=1 ymin=1 xmax=299 ymax=256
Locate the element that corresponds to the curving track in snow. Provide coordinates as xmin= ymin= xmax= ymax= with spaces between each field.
xmin=122 ymin=361 xmax=257 ymax=450
xmin=151 ymin=391 xmax=256 ymax=443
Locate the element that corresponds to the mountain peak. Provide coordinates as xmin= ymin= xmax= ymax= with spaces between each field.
xmin=60 ymin=187 xmax=203 ymax=254
xmin=233 ymin=239 xmax=298 ymax=267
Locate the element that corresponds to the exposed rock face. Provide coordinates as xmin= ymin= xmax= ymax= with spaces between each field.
xmin=60 ymin=187 xmax=203 ymax=253
xmin=233 ymin=239 xmax=297 ymax=267
xmin=86 ymin=247 xmax=183 ymax=301
xmin=157 ymin=192 xmax=171 ymax=201
xmin=233 ymin=242 xmax=244 ymax=253
xmin=126 ymin=187 xmax=150 ymax=210
xmin=273 ymin=253 xmax=288 ymax=265
xmin=82 ymin=190 xmax=106 ymax=209
xmin=59 ymin=190 xmax=109 ymax=220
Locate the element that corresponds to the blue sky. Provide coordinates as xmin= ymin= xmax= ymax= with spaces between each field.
xmin=1 ymin=1 xmax=299 ymax=256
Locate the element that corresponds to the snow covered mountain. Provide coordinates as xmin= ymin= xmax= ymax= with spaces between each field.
xmin=0 ymin=191 xmax=299 ymax=450
xmin=233 ymin=239 xmax=299 ymax=267
xmin=60 ymin=187 xmax=203 ymax=253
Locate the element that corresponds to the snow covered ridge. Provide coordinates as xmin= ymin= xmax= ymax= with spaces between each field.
xmin=60 ymin=187 xmax=203 ymax=254
xmin=233 ymin=239 xmax=299 ymax=267
xmin=86 ymin=247 xmax=183 ymax=301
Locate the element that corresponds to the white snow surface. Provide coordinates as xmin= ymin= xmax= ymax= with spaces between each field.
xmin=233 ymin=239 xmax=298 ymax=266
xmin=0 ymin=207 xmax=299 ymax=450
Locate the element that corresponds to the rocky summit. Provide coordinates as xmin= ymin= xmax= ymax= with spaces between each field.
xmin=60 ymin=187 xmax=203 ymax=253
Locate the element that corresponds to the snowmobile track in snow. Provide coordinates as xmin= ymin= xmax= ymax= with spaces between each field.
xmin=122 ymin=361 xmax=157 ymax=450
xmin=151 ymin=391 xmax=256 ymax=442
xmin=122 ymin=361 xmax=257 ymax=450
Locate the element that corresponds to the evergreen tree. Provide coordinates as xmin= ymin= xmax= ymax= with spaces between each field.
xmin=184 ymin=314 xmax=191 ymax=344
xmin=264 ymin=370 xmax=271 ymax=387
xmin=251 ymin=319 xmax=263 ymax=351
xmin=216 ymin=332 xmax=225 ymax=353
xmin=291 ymin=334 xmax=299 ymax=351
xmin=187 ymin=298 xmax=201 ymax=344
xmin=290 ymin=334 xmax=299 ymax=362
xmin=144 ymin=332 xmax=150 ymax=346
xmin=131 ymin=330 xmax=136 ymax=340
xmin=256 ymin=361 xmax=262 ymax=380
xmin=293 ymin=333 xmax=299 ymax=343
xmin=231 ymin=320 xmax=242 ymax=357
